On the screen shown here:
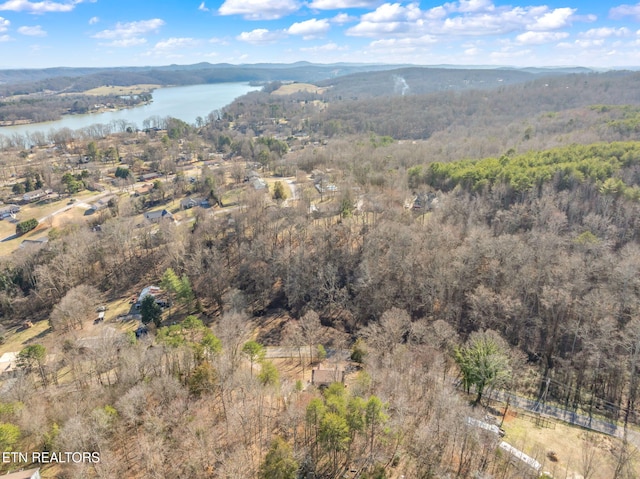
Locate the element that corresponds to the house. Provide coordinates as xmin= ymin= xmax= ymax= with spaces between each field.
xmin=143 ymin=209 xmax=174 ymax=223
xmin=311 ymin=368 xmax=345 ymax=388
xmin=250 ymin=178 xmax=267 ymax=190
xmin=90 ymin=195 xmax=116 ymax=212
xmin=139 ymin=172 xmax=161 ymax=182
xmin=0 ymin=351 xmax=18 ymax=377
xmin=314 ymin=182 xmax=337 ymax=194
xmin=0 ymin=204 xmax=20 ymax=219
xmin=136 ymin=286 xmax=170 ymax=309
xmin=0 ymin=467 xmax=41 ymax=479
xmin=133 ymin=184 xmax=153 ymax=196
xmin=412 ymin=192 xmax=439 ymax=210
xmin=244 ymin=170 xmax=261 ymax=182
xmin=22 ymin=189 xmax=46 ymax=203
xmin=180 ymin=196 xmax=209 ymax=209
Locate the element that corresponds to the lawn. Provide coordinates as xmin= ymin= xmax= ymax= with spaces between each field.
xmin=0 ymin=201 xmax=97 ymax=256
xmin=500 ymin=409 xmax=625 ymax=478
xmin=0 ymin=320 xmax=50 ymax=356
xmin=81 ymin=84 xmax=161 ymax=96
xmin=221 ymin=188 xmax=243 ymax=206
xmin=271 ymin=83 xmax=326 ymax=95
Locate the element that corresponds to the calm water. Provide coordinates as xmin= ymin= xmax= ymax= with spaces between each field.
xmin=0 ymin=82 xmax=259 ymax=138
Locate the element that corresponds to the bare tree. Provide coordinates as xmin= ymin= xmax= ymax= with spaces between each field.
xmin=49 ymin=284 xmax=100 ymax=332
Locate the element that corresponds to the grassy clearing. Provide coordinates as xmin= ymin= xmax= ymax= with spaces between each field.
xmin=0 ymin=320 xmax=50 ymax=355
xmin=271 ymin=83 xmax=325 ymax=96
xmin=81 ymin=84 xmax=161 ymax=96
xmin=500 ymin=409 xmax=623 ymax=478
xmin=0 ymin=198 xmax=98 ymax=255
xmin=221 ymin=188 xmax=242 ymax=206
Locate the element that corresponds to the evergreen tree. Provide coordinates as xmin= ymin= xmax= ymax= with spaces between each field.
xmin=259 ymin=437 xmax=298 ymax=479
xmin=140 ymin=294 xmax=162 ymax=327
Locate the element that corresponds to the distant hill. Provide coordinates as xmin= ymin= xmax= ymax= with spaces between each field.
xmin=0 ymin=62 xmax=413 ymax=95
xmin=315 ymin=66 xmax=581 ymax=99
xmin=0 ymin=62 xmax=598 ymax=97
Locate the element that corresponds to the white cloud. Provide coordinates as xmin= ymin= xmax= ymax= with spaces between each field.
xmin=218 ymin=0 xmax=300 ymax=20
xmin=300 ymin=42 xmax=347 ymax=51
xmin=0 ymin=16 xmax=8 ymax=31
xmin=141 ymin=41 xmax=194 ymax=59
xmin=93 ymin=19 xmax=164 ymax=47
xmin=209 ymin=37 xmax=228 ymax=45
xmin=580 ymin=27 xmax=631 ymax=38
xmin=448 ymin=0 xmax=495 ymax=13
xmin=0 ymin=0 xmax=90 ymax=13
xmin=526 ymin=7 xmax=575 ymax=30
xmin=575 ymin=38 xmax=605 ymax=48
xmin=361 ymin=3 xmax=422 ymax=23
xmin=516 ymin=30 xmax=568 ymax=44
xmin=610 ymin=2 xmax=640 ymax=20
xmin=347 ymin=2 xmax=423 ymax=36
xmin=309 ymin=0 xmax=379 ymax=9
xmin=107 ymin=38 xmax=147 ymax=47
xmin=287 ymin=18 xmax=330 ymax=39
xmin=331 ymin=13 xmax=356 ymax=24
xmin=236 ymin=28 xmax=283 ymax=44
xmin=153 ymin=37 xmax=200 ymax=51
xmin=88 ymin=15 xmax=98 ymax=24
xmin=348 ymin=3 xmax=580 ymax=38
xmin=18 ymin=24 xmax=46 ymax=36
xmin=0 ymin=33 xmax=10 ymax=41
xmin=198 ymin=1 xmax=209 ymax=12
xmin=369 ymin=34 xmax=437 ymax=49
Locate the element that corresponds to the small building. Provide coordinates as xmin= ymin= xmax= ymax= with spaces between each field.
xmin=143 ymin=209 xmax=174 ymax=223
xmin=311 ymin=368 xmax=345 ymax=388
xmin=0 ymin=467 xmax=41 ymax=479
xmin=0 ymin=204 xmax=20 ymax=219
xmin=19 ymin=237 xmax=48 ymax=249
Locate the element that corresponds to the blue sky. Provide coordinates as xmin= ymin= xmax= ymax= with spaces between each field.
xmin=0 ymin=0 xmax=638 ymax=69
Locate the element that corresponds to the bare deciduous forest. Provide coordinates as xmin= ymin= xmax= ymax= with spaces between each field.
xmin=1 ymin=67 xmax=640 ymax=478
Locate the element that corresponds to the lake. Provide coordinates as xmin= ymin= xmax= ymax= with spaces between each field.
xmin=0 ymin=82 xmax=260 ymax=139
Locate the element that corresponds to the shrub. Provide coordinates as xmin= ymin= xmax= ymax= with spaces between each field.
xmin=16 ymin=218 xmax=38 ymax=235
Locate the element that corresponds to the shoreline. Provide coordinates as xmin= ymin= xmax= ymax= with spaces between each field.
xmin=0 ymin=101 xmax=153 ymax=129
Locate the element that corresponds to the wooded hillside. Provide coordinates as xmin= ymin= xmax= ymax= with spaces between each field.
xmin=0 ymin=67 xmax=639 ymax=478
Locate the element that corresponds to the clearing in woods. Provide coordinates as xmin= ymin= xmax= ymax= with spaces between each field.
xmin=500 ymin=408 xmax=625 ymax=478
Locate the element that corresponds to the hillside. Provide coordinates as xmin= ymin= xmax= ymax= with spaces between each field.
xmin=0 ymin=66 xmax=639 ymax=478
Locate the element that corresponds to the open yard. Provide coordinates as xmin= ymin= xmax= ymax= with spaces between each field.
xmin=80 ymin=84 xmax=161 ymax=96
xmin=271 ymin=83 xmax=326 ymax=96
xmin=500 ymin=409 xmax=627 ymax=479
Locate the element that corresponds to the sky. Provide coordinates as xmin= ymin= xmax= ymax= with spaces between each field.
xmin=0 ymin=0 xmax=639 ymax=69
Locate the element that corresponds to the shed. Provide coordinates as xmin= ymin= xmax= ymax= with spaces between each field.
xmin=311 ymin=368 xmax=345 ymax=388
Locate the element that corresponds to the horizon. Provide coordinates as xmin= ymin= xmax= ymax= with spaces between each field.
xmin=0 ymin=0 xmax=638 ymax=69
xmin=0 ymin=60 xmax=632 ymax=73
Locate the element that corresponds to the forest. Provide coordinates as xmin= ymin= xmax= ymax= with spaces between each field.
xmin=0 ymin=67 xmax=639 ymax=478
xmin=0 ymin=93 xmax=151 ymax=125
